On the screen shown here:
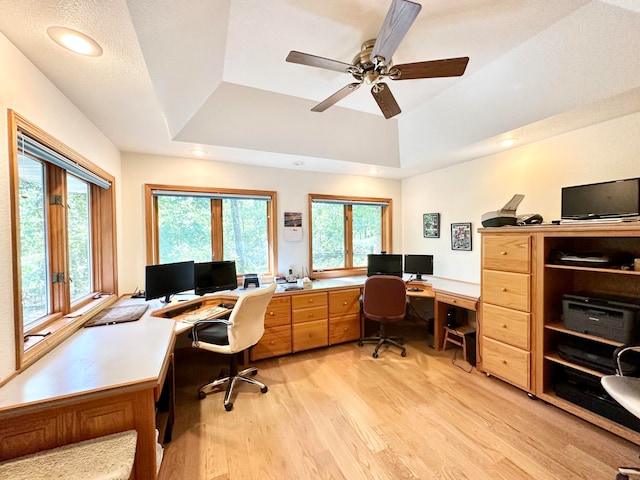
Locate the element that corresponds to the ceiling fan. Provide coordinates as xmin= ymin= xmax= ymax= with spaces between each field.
xmin=285 ymin=0 xmax=469 ymax=119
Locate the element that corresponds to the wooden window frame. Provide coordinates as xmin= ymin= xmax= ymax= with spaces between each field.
xmin=144 ymin=184 xmax=278 ymax=275
xmin=7 ymin=110 xmax=117 ymax=371
xmin=308 ymin=193 xmax=392 ymax=278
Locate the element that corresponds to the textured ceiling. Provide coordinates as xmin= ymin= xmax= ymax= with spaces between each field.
xmin=1 ymin=0 xmax=639 ymax=178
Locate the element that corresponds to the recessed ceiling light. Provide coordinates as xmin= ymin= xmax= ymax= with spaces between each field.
xmin=47 ymin=26 xmax=103 ymax=57
xmin=190 ymin=148 xmax=207 ymax=157
xmin=498 ymin=138 xmax=518 ymax=148
xmin=369 ymin=167 xmax=380 ymax=175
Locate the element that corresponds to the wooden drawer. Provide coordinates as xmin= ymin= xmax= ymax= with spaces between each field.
xmin=482 ymin=270 xmax=530 ymax=312
xmin=329 ymin=288 xmax=361 ymax=317
xmin=292 ymin=292 xmax=327 ymax=309
xmin=293 ymin=319 xmax=328 ymax=352
xmin=482 ymin=303 xmax=530 ymax=349
xmin=251 ymin=325 xmax=292 ymax=361
xmin=292 ymin=305 xmax=328 ymax=324
xmin=482 ymin=235 xmax=531 ymax=273
xmin=483 ymin=337 xmax=530 ymax=391
xmin=264 ymin=296 xmax=291 ymax=328
xmin=435 ymin=292 xmax=477 ymax=311
xmin=329 ymin=313 xmax=361 ymax=345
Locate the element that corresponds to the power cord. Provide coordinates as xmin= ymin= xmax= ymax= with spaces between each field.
xmin=451 ymin=347 xmax=473 ymax=373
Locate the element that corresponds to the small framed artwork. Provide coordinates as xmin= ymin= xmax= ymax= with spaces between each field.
xmin=423 ymin=213 xmax=440 ymax=238
xmin=451 ymin=222 xmax=472 ymax=251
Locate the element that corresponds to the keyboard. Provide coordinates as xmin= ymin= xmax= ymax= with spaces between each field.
xmin=181 ymin=305 xmax=230 ymax=324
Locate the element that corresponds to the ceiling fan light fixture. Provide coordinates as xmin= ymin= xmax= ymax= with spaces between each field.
xmin=47 ymin=26 xmax=103 ymax=57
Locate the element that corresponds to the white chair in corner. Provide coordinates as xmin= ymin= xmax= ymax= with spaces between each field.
xmin=601 ymin=345 xmax=640 ymax=480
xmin=191 ymin=283 xmax=277 ymax=411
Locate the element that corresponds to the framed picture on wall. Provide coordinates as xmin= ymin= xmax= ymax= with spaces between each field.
xmin=451 ymin=222 xmax=472 ymax=251
xmin=423 ymin=213 xmax=440 ymax=238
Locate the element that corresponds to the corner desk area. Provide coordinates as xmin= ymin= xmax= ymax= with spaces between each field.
xmin=0 ymin=275 xmax=478 ymax=479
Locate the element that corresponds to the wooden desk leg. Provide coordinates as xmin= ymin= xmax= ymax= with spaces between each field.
xmin=434 ymin=300 xmax=447 ymax=351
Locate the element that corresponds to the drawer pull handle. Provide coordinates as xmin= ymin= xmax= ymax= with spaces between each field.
xmin=343 ymin=301 xmax=347 ymax=306
xmin=269 ymin=340 xmax=275 ymax=345
xmin=269 ymin=311 xmax=274 ymax=316
xmin=501 ymin=287 xmax=507 ymax=292
xmin=309 ymin=314 xmax=314 ymax=318
xmin=502 ymin=360 xmax=507 ymax=364
xmin=501 ymin=323 xmax=507 ymax=328
xmin=500 ymin=251 xmax=507 ymax=255
xmin=309 ymin=299 xmax=314 ymax=303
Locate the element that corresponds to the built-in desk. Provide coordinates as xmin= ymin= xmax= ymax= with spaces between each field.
xmin=0 ymin=306 xmax=176 ymax=480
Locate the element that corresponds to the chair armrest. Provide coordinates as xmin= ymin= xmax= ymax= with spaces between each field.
xmin=613 ymin=344 xmax=640 ymax=376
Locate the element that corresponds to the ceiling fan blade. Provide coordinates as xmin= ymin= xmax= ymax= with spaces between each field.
xmin=392 ymin=57 xmax=470 ymax=80
xmin=371 ymin=0 xmax=422 ymax=64
xmin=311 ymin=83 xmax=362 ymax=112
xmin=286 ymin=51 xmax=353 ymax=74
xmin=371 ymin=83 xmax=401 ymax=119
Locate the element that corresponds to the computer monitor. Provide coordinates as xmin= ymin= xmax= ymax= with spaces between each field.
xmin=404 ymin=254 xmax=434 ymax=281
xmin=561 ymin=178 xmax=640 ymax=219
xmin=194 ymin=260 xmax=238 ymax=295
xmin=367 ymin=254 xmax=403 ymax=277
xmin=145 ymin=260 xmax=195 ymax=303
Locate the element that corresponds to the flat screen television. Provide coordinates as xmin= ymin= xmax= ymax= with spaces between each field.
xmin=145 ymin=260 xmax=195 ymax=303
xmin=194 ymin=260 xmax=238 ymax=295
xmin=367 ymin=254 xmax=403 ymax=277
xmin=404 ymin=254 xmax=434 ymax=280
xmin=561 ymin=178 xmax=640 ymax=220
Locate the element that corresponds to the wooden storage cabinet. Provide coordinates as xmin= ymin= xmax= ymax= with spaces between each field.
xmin=251 ymin=296 xmax=291 ymax=361
xmin=328 ymin=288 xmax=361 ymax=345
xmin=538 ymin=230 xmax=640 ymax=443
xmin=292 ymin=292 xmax=328 ymax=352
xmin=480 ymin=234 xmax=533 ymax=393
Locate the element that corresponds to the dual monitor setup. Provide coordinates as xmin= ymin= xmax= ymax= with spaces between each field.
xmin=145 ymin=260 xmax=238 ymax=303
xmin=367 ymin=254 xmax=434 ymax=281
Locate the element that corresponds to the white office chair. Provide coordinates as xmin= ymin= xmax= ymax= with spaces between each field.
xmin=191 ymin=283 xmax=277 ymax=411
xmin=601 ymin=345 xmax=640 ymax=480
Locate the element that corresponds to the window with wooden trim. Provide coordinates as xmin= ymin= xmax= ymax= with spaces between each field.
xmin=145 ymin=185 xmax=277 ymax=275
xmin=309 ymin=194 xmax=392 ymax=276
xmin=8 ymin=110 xmax=117 ymax=367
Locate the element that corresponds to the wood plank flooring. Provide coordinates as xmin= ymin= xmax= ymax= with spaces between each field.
xmin=158 ymin=327 xmax=638 ymax=479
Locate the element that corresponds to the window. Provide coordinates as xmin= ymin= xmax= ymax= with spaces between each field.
xmin=309 ymin=194 xmax=392 ymax=276
xmin=9 ymin=110 xmax=117 ymax=367
xmin=145 ymin=185 xmax=277 ymax=275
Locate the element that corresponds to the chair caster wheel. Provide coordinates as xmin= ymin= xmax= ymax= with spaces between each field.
xmin=224 ymin=403 xmax=234 ymax=412
xmin=372 ymin=352 xmax=379 ymax=358
xmin=616 ymin=474 xmax=629 ymax=480
xmin=198 ymin=390 xmax=206 ymax=400
xmin=357 ymin=341 xmax=363 ymax=346
xmin=401 ymin=351 xmax=407 ymax=357
xmin=261 ymin=386 xmax=268 ymax=394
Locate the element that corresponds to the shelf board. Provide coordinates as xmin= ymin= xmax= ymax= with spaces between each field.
xmin=544 ymin=351 xmax=606 ymax=378
xmin=545 ymin=263 xmax=640 ymax=275
xmin=544 ymin=322 xmax=623 ymax=347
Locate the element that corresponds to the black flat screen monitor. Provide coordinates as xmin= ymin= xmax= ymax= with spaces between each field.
xmin=404 ymin=254 xmax=434 ymax=280
xmin=194 ymin=260 xmax=238 ymax=295
xmin=367 ymin=254 xmax=403 ymax=277
xmin=561 ymin=178 xmax=640 ymax=220
xmin=145 ymin=260 xmax=195 ymax=303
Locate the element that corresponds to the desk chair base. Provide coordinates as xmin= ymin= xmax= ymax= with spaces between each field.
xmin=358 ymin=324 xmax=406 ymax=358
xmin=198 ymin=355 xmax=268 ymax=411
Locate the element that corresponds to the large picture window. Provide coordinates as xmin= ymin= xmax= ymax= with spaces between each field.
xmin=309 ymin=194 xmax=392 ymax=276
xmin=9 ymin=110 xmax=117 ymax=367
xmin=145 ymin=185 xmax=277 ymax=275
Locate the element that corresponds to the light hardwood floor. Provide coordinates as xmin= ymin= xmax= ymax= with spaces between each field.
xmin=158 ymin=326 xmax=638 ymax=480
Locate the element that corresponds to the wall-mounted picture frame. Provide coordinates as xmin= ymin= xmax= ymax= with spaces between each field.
xmin=451 ymin=222 xmax=472 ymax=251
xmin=423 ymin=213 xmax=440 ymax=238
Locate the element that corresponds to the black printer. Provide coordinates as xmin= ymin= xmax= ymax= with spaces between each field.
xmin=562 ymin=293 xmax=640 ymax=344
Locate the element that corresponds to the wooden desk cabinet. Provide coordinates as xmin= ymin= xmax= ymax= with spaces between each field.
xmin=480 ymin=233 xmax=533 ymax=392
xmin=292 ymin=292 xmax=329 ymax=352
xmin=328 ymin=288 xmax=361 ymax=345
xmin=251 ymin=296 xmax=292 ymax=361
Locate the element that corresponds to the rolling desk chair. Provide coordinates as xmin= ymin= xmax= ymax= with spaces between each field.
xmin=601 ymin=345 xmax=640 ymax=480
xmin=358 ymin=275 xmax=407 ymax=358
xmin=191 ymin=283 xmax=277 ymax=411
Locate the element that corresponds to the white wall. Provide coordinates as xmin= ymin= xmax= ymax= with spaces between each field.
xmin=402 ymin=112 xmax=640 ymax=283
xmin=0 ymin=34 xmax=121 ymax=382
xmin=119 ymin=153 xmax=403 ymax=293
